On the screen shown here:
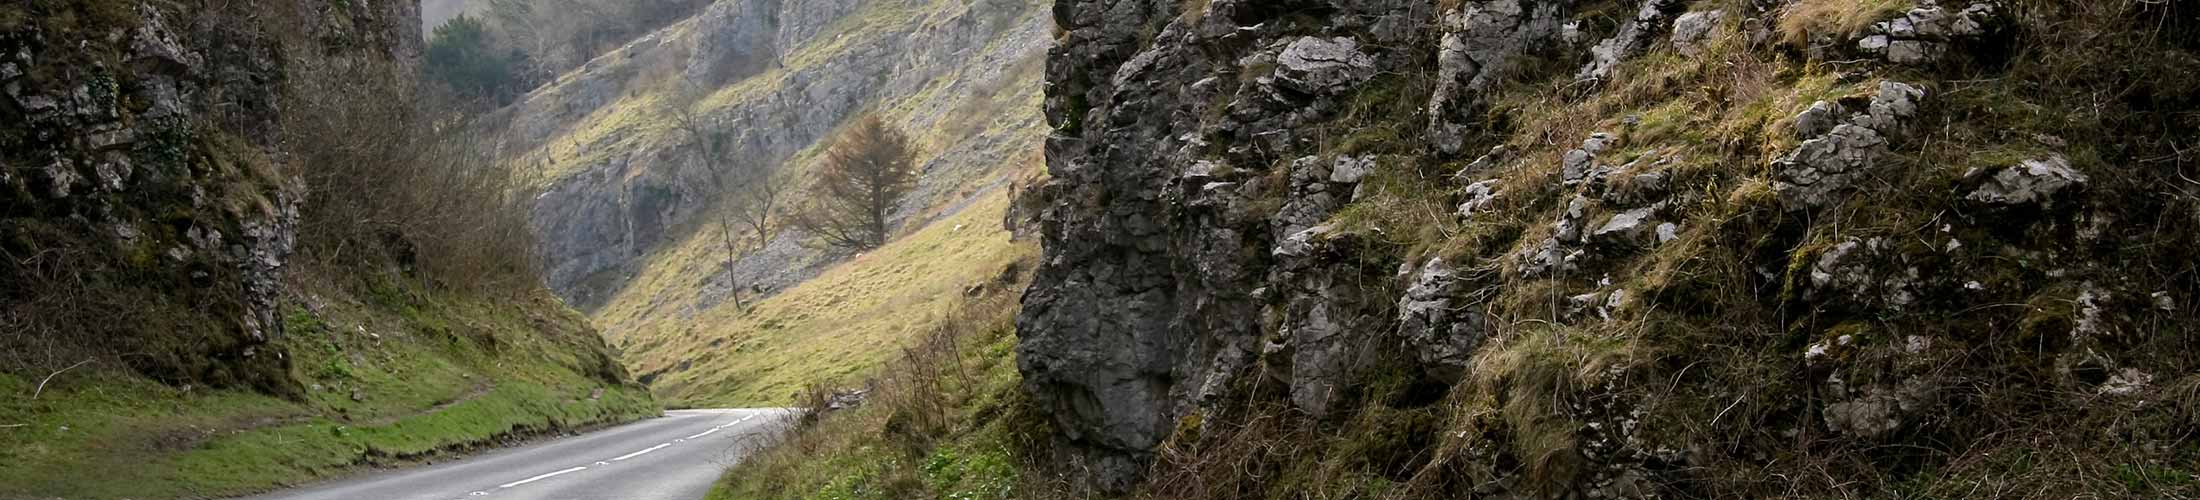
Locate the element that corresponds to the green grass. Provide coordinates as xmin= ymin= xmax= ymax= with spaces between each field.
xmin=0 ymin=275 xmax=659 ymax=499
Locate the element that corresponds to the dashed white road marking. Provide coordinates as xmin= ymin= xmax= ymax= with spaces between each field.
xmin=717 ymin=414 xmax=758 ymax=429
xmin=499 ymin=466 xmax=587 ymax=489
xmin=466 ymin=410 xmax=784 ymax=494
xmin=611 ymin=443 xmax=672 ymax=461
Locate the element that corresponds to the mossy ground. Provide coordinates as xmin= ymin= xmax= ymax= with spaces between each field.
xmin=0 ymin=271 xmax=659 ymax=499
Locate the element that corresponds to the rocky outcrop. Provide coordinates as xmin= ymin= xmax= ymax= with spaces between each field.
xmin=683 ymin=0 xmax=786 ymax=86
xmin=1 ymin=1 xmax=417 ymax=391
xmin=1428 ymin=0 xmax=1569 ymax=155
xmin=1022 ymin=0 xmax=1490 ymax=490
xmin=1857 ymin=2 xmax=1998 ymax=65
xmin=1022 ymin=0 xmax=2194 ymax=495
xmin=1773 ymin=81 xmax=1925 ymax=209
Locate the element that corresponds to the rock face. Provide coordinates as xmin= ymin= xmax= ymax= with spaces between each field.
xmin=521 ymin=0 xmax=1049 ymax=311
xmin=0 ymin=1 xmax=418 ymax=391
xmin=1022 ymin=0 xmax=2194 ymax=495
xmin=1023 ymin=0 xmax=1553 ymax=490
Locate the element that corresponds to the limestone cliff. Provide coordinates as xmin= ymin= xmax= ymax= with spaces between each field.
xmin=1021 ymin=0 xmax=2200 ymax=495
xmin=516 ymin=0 xmax=1049 ymax=313
xmin=1 ymin=0 xmax=419 ymax=392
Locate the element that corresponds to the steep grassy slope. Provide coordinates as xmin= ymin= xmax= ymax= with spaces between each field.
xmin=0 ymin=2 xmax=659 ymax=498
xmin=502 ymin=0 xmax=1051 ymax=407
xmin=614 ymin=189 xmax=1036 ymax=406
xmin=0 ymin=270 xmax=656 ymax=499
xmin=706 ymin=259 xmax=1055 ymax=500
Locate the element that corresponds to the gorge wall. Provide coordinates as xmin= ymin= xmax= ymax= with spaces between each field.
xmin=1021 ymin=0 xmax=2200 ymax=495
xmin=514 ymin=0 xmax=1049 ymax=313
xmin=1 ymin=0 xmax=420 ymax=392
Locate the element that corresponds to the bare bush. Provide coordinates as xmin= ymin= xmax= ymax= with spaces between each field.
xmin=282 ymin=56 xmax=541 ymax=294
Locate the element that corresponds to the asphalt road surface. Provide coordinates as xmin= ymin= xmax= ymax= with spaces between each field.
xmin=243 ymin=409 xmax=797 ymax=500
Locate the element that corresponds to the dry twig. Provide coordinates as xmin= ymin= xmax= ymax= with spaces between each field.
xmin=31 ymin=359 xmax=92 ymax=400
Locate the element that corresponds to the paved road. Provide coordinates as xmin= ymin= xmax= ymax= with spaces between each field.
xmin=243 ymin=409 xmax=797 ymax=500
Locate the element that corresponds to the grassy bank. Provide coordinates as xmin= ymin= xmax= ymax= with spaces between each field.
xmin=609 ymin=190 xmax=1035 ymax=407
xmin=706 ymin=262 xmax=1070 ymax=500
xmin=0 ymin=271 xmax=659 ymax=499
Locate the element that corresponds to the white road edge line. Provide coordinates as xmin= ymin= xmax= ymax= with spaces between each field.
xmin=611 ymin=443 xmax=672 ymax=461
xmin=499 ymin=466 xmax=587 ymax=489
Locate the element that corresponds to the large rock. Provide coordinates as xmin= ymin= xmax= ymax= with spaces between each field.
xmin=1396 ymin=258 xmax=1486 ymax=376
xmin=1774 ymin=81 xmax=1925 ymax=209
xmin=1577 ymin=0 xmax=1686 ymax=81
xmin=1428 ymin=0 xmax=1570 ymax=154
xmin=1272 ymin=37 xmax=1376 ymax=95
xmin=1966 ymin=155 xmax=2087 ymax=207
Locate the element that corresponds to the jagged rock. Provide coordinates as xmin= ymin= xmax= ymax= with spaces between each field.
xmin=1578 ymin=0 xmax=1686 ymax=82
xmin=1965 ymin=155 xmax=2087 ymax=207
xmin=129 ymin=6 xmax=203 ymax=73
xmin=1793 ymin=101 xmax=1841 ymax=140
xmin=1519 ymin=237 xmax=1582 ymax=277
xmin=1273 ymin=37 xmax=1377 ymax=96
xmin=1330 ymin=155 xmax=1373 ymax=184
xmin=1807 ymin=237 xmax=1921 ymax=310
xmin=1455 ymin=145 xmax=1513 ymax=181
xmin=1669 ymin=10 xmax=1725 ymax=56
xmin=2073 ymin=282 xmax=2113 ymax=339
xmin=1397 ymin=258 xmax=1486 ymax=375
xmin=1562 ymin=133 xmax=1614 ymax=186
xmin=1428 ymin=0 xmax=1568 ymax=154
xmin=1858 ymin=2 xmax=1998 ymax=65
xmin=1592 ymin=206 xmax=1657 ymax=247
xmin=1857 ymin=81 xmax=1925 ymax=135
xmin=1773 ymin=124 xmax=1887 ymax=207
xmin=1458 ymin=179 xmax=1503 ymax=220
xmin=1774 ymin=82 xmax=1925 ymax=209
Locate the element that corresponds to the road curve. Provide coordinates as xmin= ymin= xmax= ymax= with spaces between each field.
xmin=241 ymin=408 xmax=798 ymax=500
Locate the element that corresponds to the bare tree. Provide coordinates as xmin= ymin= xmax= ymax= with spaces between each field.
xmin=793 ymin=114 xmax=919 ymax=251
xmin=664 ymin=76 xmax=790 ymax=310
xmin=726 ymin=169 xmax=792 ymax=252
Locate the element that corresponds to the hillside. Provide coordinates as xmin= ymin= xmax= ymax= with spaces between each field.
xmin=502 ymin=0 xmax=1051 ymax=406
xmin=0 ymin=2 xmax=655 ymax=498
xmin=722 ymin=0 xmax=2200 ymax=498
